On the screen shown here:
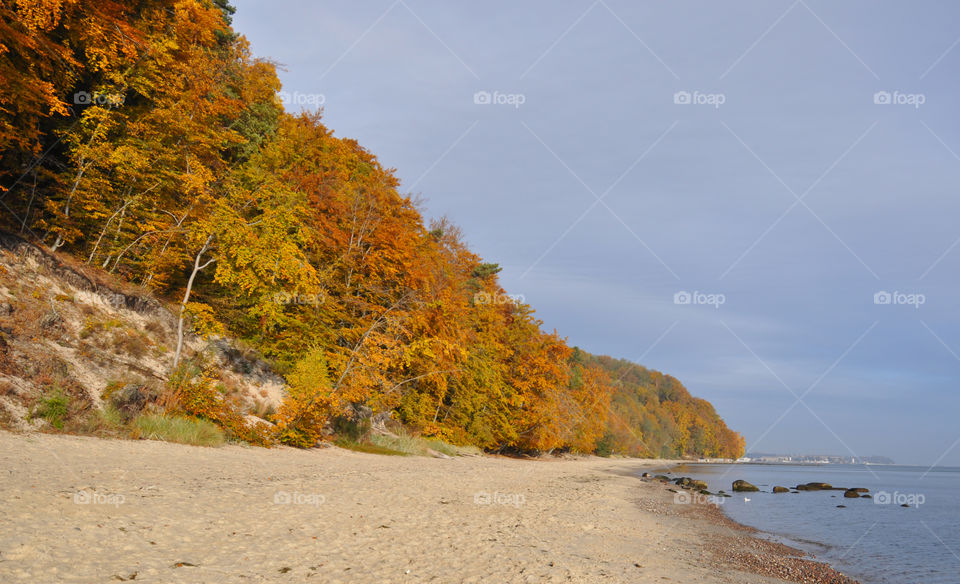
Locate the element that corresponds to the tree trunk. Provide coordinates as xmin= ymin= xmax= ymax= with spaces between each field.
xmin=173 ymin=234 xmax=215 ymax=370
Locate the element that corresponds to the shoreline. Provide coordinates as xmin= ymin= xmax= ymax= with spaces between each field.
xmin=0 ymin=431 xmax=859 ymax=583
xmin=642 ymin=477 xmax=861 ymax=584
xmin=642 ymin=464 xmax=861 ymax=584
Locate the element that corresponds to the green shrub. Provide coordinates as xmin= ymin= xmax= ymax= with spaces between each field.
xmin=331 ymin=414 xmax=372 ymax=442
xmin=32 ymin=388 xmax=71 ymax=429
xmin=594 ymin=432 xmax=615 ymax=457
xmin=133 ymin=414 xmax=225 ymax=447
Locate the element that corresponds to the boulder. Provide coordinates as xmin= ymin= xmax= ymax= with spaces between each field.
xmin=850 ymin=488 xmax=869 ymax=493
xmin=109 ymin=383 xmax=149 ymax=422
xmin=641 ymin=472 xmax=651 ymax=478
xmin=861 ymin=494 xmax=872 ymax=499
xmin=796 ymin=482 xmax=832 ymax=491
xmin=772 ymin=486 xmax=790 ymax=493
xmin=673 ymin=477 xmax=708 ymax=490
xmin=843 ymin=490 xmax=860 ymax=498
xmin=732 ymin=480 xmax=759 ymax=492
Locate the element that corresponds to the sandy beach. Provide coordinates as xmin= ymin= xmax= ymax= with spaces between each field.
xmin=0 ymin=431 xmax=857 ymax=583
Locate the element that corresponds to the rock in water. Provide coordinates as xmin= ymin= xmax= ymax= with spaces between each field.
xmin=772 ymin=486 xmax=790 ymax=493
xmin=674 ymin=477 xmax=709 ymax=490
xmin=732 ymin=480 xmax=759 ymax=492
xmin=843 ymin=490 xmax=860 ymax=498
xmin=796 ymin=482 xmax=832 ymax=491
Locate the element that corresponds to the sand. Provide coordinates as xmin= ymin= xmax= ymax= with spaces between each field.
xmin=0 ymin=431 xmax=854 ymax=583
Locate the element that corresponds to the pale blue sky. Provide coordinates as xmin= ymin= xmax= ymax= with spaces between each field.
xmin=234 ymin=0 xmax=960 ymax=465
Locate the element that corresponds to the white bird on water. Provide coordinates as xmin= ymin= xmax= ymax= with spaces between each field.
xmin=744 ymin=497 xmax=751 ymax=502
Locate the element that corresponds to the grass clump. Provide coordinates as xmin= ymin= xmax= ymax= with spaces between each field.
xmin=31 ymin=388 xmax=71 ymax=429
xmin=367 ymin=429 xmax=474 ymax=457
xmin=369 ymin=430 xmax=425 ymax=455
xmin=334 ymin=438 xmax=409 ymax=456
xmin=77 ymin=404 xmax=128 ymax=437
xmin=423 ymin=438 xmax=461 ymax=456
xmin=133 ymin=414 xmax=225 ymax=447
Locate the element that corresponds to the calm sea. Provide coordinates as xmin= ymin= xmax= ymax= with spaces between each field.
xmin=657 ymin=463 xmax=960 ymax=584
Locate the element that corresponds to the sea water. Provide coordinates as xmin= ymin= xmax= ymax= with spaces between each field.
xmin=660 ymin=463 xmax=960 ymax=584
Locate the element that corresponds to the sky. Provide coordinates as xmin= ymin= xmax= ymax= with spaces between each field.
xmin=232 ymin=0 xmax=960 ymax=466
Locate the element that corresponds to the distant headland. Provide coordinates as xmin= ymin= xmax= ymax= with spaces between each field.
xmin=738 ymin=453 xmax=895 ymax=465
